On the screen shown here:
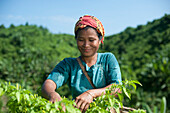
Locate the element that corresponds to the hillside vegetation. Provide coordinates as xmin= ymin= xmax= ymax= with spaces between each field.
xmin=0 ymin=14 xmax=169 ymax=112
xmin=101 ymin=14 xmax=170 ymax=111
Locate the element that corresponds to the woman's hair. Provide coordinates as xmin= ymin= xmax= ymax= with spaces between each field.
xmin=75 ymin=26 xmax=102 ymax=40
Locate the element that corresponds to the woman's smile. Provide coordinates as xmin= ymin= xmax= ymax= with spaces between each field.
xmin=82 ymin=48 xmax=91 ymax=52
xmin=76 ymin=27 xmax=101 ymax=57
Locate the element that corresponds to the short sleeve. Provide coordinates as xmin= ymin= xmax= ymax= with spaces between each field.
xmin=47 ymin=59 xmax=70 ymax=89
xmin=106 ymin=53 xmax=122 ymax=84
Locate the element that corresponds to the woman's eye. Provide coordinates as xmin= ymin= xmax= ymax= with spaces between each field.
xmin=89 ymin=40 xmax=94 ymax=42
xmin=78 ymin=39 xmax=83 ymax=41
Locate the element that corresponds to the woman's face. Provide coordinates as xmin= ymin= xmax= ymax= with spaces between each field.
xmin=76 ymin=27 xmax=101 ymax=57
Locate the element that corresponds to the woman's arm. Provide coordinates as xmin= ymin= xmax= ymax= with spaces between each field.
xmin=75 ymin=84 xmax=121 ymax=113
xmin=41 ymin=79 xmax=62 ymax=102
xmin=89 ymin=83 xmax=121 ymax=98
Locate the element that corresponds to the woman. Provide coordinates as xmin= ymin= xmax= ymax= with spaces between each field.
xmin=41 ymin=15 xmax=122 ymax=112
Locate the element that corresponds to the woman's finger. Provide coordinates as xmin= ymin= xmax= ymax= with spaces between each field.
xmin=61 ymin=103 xmax=66 ymax=112
xmin=75 ymin=99 xmax=78 ymax=104
xmin=75 ymin=96 xmax=81 ymax=104
xmin=80 ymin=102 xmax=87 ymax=112
xmin=49 ymin=98 xmax=55 ymax=103
xmin=83 ymin=103 xmax=90 ymax=113
xmin=76 ymin=99 xmax=82 ymax=109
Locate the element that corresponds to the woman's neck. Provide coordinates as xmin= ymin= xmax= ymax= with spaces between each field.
xmin=81 ymin=53 xmax=98 ymax=67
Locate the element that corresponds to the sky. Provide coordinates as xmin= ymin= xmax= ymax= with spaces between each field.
xmin=0 ymin=0 xmax=170 ymax=36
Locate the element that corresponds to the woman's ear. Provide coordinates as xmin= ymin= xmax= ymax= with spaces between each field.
xmin=99 ymin=41 xmax=101 ymax=44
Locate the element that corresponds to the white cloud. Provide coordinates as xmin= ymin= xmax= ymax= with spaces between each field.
xmin=6 ymin=15 xmax=25 ymax=21
xmin=0 ymin=14 xmax=76 ymax=23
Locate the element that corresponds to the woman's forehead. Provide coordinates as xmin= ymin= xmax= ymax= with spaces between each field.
xmin=77 ymin=27 xmax=98 ymax=36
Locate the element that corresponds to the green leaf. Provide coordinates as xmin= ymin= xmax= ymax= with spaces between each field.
xmin=143 ymin=103 xmax=152 ymax=113
xmin=54 ymin=102 xmax=59 ymax=109
xmin=117 ymin=93 xmax=123 ymax=103
xmin=16 ymin=83 xmax=19 ymax=90
xmin=131 ymin=80 xmax=142 ymax=86
xmin=30 ymin=110 xmax=35 ymax=113
xmin=130 ymin=83 xmax=137 ymax=90
xmin=45 ymin=103 xmax=51 ymax=111
xmin=160 ymin=97 xmax=166 ymax=113
xmin=123 ymin=87 xmax=131 ymax=99
xmin=114 ymin=105 xmax=120 ymax=113
xmin=50 ymin=108 xmax=57 ymax=113
xmin=16 ymin=91 xmax=21 ymax=103
xmin=108 ymin=97 xmax=114 ymax=107
xmin=24 ymin=94 xmax=30 ymax=101
xmin=0 ymin=88 xmax=4 ymax=96
xmin=153 ymin=106 xmax=158 ymax=113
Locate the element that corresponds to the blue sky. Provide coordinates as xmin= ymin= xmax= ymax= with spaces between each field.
xmin=0 ymin=0 xmax=169 ymax=36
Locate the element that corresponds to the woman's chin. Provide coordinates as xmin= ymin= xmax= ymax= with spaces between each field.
xmin=81 ymin=52 xmax=96 ymax=57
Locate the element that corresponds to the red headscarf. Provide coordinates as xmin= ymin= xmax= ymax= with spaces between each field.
xmin=74 ymin=15 xmax=105 ymax=44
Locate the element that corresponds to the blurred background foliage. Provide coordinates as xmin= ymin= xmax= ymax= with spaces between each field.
xmin=0 ymin=14 xmax=169 ymax=112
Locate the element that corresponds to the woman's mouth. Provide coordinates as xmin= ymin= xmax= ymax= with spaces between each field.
xmin=83 ymin=49 xmax=91 ymax=52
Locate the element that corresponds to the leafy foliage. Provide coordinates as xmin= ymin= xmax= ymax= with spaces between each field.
xmin=0 ymin=81 xmax=81 ymax=113
xmin=100 ymin=14 xmax=170 ymax=112
xmin=0 ymin=24 xmax=79 ymax=95
xmin=0 ymin=14 xmax=169 ymax=112
xmin=86 ymin=80 xmax=144 ymax=113
xmin=0 ymin=80 xmax=145 ymax=113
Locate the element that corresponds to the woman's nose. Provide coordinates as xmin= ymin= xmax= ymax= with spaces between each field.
xmin=83 ymin=41 xmax=90 ymax=47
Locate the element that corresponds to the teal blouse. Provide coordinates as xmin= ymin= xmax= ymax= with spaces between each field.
xmin=47 ymin=52 xmax=122 ymax=99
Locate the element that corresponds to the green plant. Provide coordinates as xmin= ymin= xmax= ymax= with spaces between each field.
xmin=0 ymin=82 xmax=81 ymax=113
xmin=142 ymin=96 xmax=167 ymax=113
xmin=0 ymin=80 xmax=145 ymax=113
xmin=86 ymin=80 xmax=145 ymax=113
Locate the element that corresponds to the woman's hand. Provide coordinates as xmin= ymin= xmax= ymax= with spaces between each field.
xmin=75 ymin=91 xmax=94 ymax=113
xmin=49 ymin=92 xmax=66 ymax=112
xmin=49 ymin=92 xmax=62 ymax=103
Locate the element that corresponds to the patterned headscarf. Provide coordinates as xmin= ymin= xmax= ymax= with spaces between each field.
xmin=74 ymin=15 xmax=105 ymax=44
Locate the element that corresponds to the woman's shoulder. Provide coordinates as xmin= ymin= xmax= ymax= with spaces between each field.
xmin=99 ymin=52 xmax=115 ymax=58
xmin=62 ymin=57 xmax=77 ymax=64
xmin=56 ymin=57 xmax=78 ymax=69
xmin=98 ymin=52 xmax=117 ymax=63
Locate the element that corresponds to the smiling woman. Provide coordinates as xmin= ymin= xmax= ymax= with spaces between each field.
xmin=41 ymin=15 xmax=122 ymax=113
xmin=76 ymin=26 xmax=101 ymax=60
